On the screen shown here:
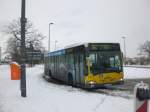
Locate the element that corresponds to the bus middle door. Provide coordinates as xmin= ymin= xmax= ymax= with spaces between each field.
xmin=74 ymin=53 xmax=81 ymax=85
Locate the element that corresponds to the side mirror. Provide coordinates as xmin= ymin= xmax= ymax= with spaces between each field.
xmin=86 ymin=57 xmax=92 ymax=67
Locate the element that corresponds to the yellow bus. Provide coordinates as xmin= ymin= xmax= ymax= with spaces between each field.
xmin=44 ymin=43 xmax=124 ymax=89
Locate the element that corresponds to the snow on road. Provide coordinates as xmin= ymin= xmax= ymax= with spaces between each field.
xmin=0 ymin=65 xmax=149 ymax=112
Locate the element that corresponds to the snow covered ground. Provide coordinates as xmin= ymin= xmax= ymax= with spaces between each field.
xmin=124 ymin=66 xmax=150 ymax=79
xmin=0 ymin=65 xmax=149 ymax=112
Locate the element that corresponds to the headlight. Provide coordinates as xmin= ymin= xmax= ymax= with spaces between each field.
xmin=88 ymin=81 xmax=96 ymax=85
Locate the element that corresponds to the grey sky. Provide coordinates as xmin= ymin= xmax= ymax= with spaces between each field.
xmin=0 ymin=0 xmax=150 ymax=57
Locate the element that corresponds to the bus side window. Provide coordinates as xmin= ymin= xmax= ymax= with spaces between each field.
xmin=89 ymin=53 xmax=97 ymax=66
xmin=67 ymin=54 xmax=74 ymax=69
xmin=84 ymin=56 xmax=88 ymax=76
xmin=62 ymin=55 xmax=65 ymax=64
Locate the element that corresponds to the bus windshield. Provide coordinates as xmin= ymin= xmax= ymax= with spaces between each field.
xmin=89 ymin=51 xmax=122 ymax=74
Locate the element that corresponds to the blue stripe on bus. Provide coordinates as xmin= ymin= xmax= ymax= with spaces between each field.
xmin=46 ymin=50 xmax=65 ymax=57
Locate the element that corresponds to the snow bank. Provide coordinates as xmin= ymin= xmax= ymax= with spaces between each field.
xmin=124 ymin=67 xmax=150 ymax=79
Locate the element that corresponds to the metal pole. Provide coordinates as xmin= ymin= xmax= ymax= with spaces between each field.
xmin=0 ymin=47 xmax=1 ymax=63
xmin=122 ymin=36 xmax=126 ymax=65
xmin=20 ymin=0 xmax=27 ymax=97
xmin=30 ymin=42 xmax=33 ymax=67
xmin=48 ymin=24 xmax=50 ymax=52
xmin=55 ymin=40 xmax=58 ymax=50
xmin=48 ymin=23 xmax=54 ymax=52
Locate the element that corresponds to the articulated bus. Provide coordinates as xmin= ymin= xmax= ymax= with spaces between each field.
xmin=44 ymin=43 xmax=124 ymax=89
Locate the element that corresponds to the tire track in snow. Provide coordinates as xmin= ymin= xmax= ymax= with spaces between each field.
xmin=92 ymin=96 xmax=107 ymax=111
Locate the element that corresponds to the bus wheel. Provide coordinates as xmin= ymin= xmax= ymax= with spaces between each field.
xmin=68 ymin=73 xmax=73 ymax=86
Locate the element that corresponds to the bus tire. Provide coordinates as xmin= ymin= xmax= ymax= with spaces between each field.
xmin=68 ymin=73 xmax=73 ymax=86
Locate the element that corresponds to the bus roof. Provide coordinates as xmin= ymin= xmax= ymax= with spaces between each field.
xmin=64 ymin=43 xmax=89 ymax=49
xmin=64 ymin=42 xmax=120 ymax=49
xmin=45 ymin=42 xmax=120 ymax=57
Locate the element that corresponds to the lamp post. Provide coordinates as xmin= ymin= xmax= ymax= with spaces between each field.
xmin=0 ymin=47 xmax=1 ymax=63
xmin=122 ymin=36 xmax=126 ymax=65
xmin=20 ymin=0 xmax=27 ymax=97
xmin=54 ymin=40 xmax=58 ymax=50
xmin=48 ymin=22 xmax=54 ymax=52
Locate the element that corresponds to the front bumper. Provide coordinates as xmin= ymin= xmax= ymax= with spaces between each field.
xmin=83 ymin=80 xmax=124 ymax=89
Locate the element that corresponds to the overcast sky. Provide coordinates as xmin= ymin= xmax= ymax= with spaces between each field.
xmin=0 ymin=0 xmax=150 ymax=57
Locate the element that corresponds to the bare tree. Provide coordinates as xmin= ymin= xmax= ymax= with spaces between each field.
xmin=138 ymin=41 xmax=150 ymax=64
xmin=4 ymin=19 xmax=45 ymax=63
xmin=6 ymin=38 xmax=21 ymax=62
xmin=139 ymin=41 xmax=150 ymax=57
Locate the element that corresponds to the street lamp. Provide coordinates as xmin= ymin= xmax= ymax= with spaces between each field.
xmin=48 ymin=22 xmax=54 ymax=52
xmin=0 ymin=47 xmax=1 ymax=63
xmin=54 ymin=40 xmax=58 ymax=50
xmin=122 ymin=36 xmax=127 ymax=65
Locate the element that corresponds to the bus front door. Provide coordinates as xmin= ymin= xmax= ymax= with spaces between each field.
xmin=75 ymin=53 xmax=84 ymax=85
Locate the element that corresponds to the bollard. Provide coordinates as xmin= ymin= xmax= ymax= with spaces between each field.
xmin=134 ymin=81 xmax=150 ymax=112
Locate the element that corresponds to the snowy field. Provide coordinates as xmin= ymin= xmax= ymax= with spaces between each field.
xmin=0 ymin=64 xmax=150 ymax=112
xmin=124 ymin=66 xmax=150 ymax=79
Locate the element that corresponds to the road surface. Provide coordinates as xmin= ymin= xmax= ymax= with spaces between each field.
xmin=124 ymin=78 xmax=150 ymax=91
